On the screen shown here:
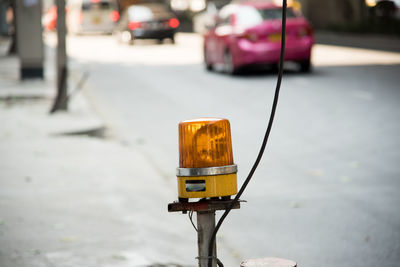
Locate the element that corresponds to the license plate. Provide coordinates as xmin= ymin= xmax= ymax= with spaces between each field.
xmin=149 ymin=22 xmax=161 ymax=29
xmin=92 ymin=16 xmax=102 ymax=24
xmin=268 ymin=33 xmax=282 ymax=42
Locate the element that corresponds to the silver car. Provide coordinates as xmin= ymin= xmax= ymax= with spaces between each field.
xmin=67 ymin=0 xmax=119 ymax=34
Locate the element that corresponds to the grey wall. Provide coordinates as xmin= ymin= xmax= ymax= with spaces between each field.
xmin=298 ymin=0 xmax=366 ymax=28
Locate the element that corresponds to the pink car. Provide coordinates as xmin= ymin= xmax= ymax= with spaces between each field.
xmin=203 ymin=2 xmax=314 ymax=74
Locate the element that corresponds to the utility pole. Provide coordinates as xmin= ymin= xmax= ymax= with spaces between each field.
xmin=50 ymin=0 xmax=67 ymax=113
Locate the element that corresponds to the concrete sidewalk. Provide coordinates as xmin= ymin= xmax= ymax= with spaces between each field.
xmin=315 ymin=31 xmax=400 ymax=52
xmin=0 ymin=38 xmax=199 ymax=267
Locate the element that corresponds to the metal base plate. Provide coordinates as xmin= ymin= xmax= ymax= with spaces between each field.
xmin=168 ymin=199 xmax=242 ymax=213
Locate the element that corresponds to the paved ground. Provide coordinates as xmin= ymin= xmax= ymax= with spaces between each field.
xmin=1 ymin=31 xmax=400 ymax=267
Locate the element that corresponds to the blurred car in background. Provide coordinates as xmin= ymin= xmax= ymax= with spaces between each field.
xmin=43 ymin=5 xmax=58 ymax=31
xmin=203 ymin=1 xmax=314 ymax=74
xmin=193 ymin=0 xmax=230 ymax=33
xmin=113 ymin=3 xmax=179 ymax=44
xmin=66 ymin=0 xmax=119 ymax=34
xmin=367 ymin=0 xmax=400 ymax=18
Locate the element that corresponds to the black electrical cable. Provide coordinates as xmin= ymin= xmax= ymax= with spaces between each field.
xmin=207 ymin=1 xmax=287 ymax=266
xmin=189 ymin=210 xmax=198 ymax=232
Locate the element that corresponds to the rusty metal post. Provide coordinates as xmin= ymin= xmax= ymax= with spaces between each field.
xmin=168 ymin=199 xmax=241 ymax=267
xmin=197 ymin=211 xmax=216 ymax=267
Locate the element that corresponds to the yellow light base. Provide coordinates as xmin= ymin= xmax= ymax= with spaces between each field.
xmin=177 ymin=173 xmax=237 ymax=199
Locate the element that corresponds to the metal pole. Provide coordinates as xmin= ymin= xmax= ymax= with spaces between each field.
xmin=197 ymin=211 xmax=217 ymax=267
xmin=50 ymin=0 xmax=67 ymax=112
xmin=168 ymin=200 xmax=240 ymax=267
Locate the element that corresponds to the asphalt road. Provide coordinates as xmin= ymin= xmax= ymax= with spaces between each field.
xmin=61 ymin=33 xmax=400 ymax=267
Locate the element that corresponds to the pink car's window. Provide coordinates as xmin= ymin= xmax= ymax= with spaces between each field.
xmin=236 ymin=6 xmax=262 ymax=28
xmin=259 ymin=8 xmax=297 ymax=20
xmin=236 ymin=6 xmax=297 ymax=27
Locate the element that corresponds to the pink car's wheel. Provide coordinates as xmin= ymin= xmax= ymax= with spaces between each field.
xmin=299 ymin=59 xmax=311 ymax=73
xmin=224 ymin=50 xmax=238 ymax=75
xmin=204 ymin=48 xmax=213 ymax=71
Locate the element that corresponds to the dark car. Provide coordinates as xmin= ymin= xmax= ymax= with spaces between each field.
xmin=114 ymin=3 xmax=179 ymax=44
